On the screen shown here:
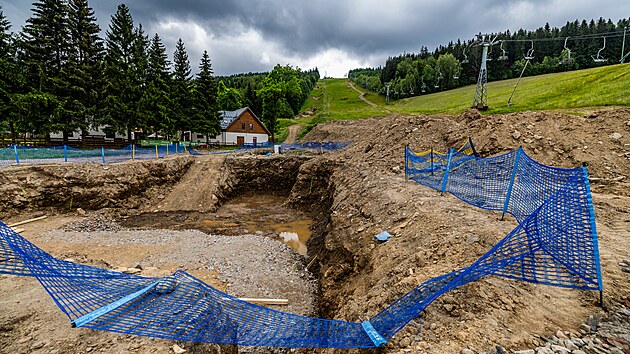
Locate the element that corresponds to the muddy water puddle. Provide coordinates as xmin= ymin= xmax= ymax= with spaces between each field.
xmin=123 ymin=193 xmax=312 ymax=255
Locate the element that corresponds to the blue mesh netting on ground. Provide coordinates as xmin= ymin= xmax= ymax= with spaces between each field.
xmin=0 ymin=144 xmax=194 ymax=166
xmin=0 ymin=141 xmax=601 ymax=348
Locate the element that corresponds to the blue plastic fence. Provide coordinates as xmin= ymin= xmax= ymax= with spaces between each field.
xmin=0 ymin=144 xmax=193 ymax=167
xmin=0 ymin=141 xmax=601 ymax=348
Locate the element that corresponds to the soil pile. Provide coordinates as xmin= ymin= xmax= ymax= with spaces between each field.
xmin=291 ymin=108 xmax=629 ymax=353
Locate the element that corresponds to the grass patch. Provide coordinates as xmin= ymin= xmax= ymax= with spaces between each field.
xmin=388 ymin=63 xmax=630 ymax=115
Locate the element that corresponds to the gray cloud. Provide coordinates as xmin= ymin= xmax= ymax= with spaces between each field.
xmin=1 ymin=0 xmax=629 ymax=76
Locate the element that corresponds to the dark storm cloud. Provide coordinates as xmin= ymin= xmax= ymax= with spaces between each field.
xmin=1 ymin=0 xmax=629 ymax=75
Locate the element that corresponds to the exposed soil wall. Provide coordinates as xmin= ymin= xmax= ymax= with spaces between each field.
xmin=0 ymin=157 xmax=194 ymax=219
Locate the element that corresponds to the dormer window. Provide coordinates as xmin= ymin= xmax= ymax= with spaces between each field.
xmin=249 ymin=123 xmax=253 ymax=130
xmin=241 ymin=123 xmax=245 ymax=129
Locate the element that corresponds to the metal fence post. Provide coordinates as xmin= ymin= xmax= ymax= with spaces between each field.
xmin=101 ymin=147 xmax=105 ymax=165
xmin=405 ymin=144 xmax=409 ymax=182
xmin=132 ymin=144 xmax=135 ymax=160
xmin=430 ymin=148 xmax=434 ymax=176
xmin=440 ymin=149 xmax=454 ymax=193
xmin=166 ymin=144 xmax=169 ymax=157
xmin=64 ymin=145 xmax=68 ymax=162
xmin=155 ymin=145 xmax=158 ymax=159
xmin=501 ymin=148 xmax=522 ymax=220
xmin=13 ymin=144 xmax=19 ymax=164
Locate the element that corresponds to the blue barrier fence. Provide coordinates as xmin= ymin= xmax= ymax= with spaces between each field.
xmin=0 ymin=144 xmax=192 ymax=167
xmin=0 ymin=141 xmax=601 ymax=348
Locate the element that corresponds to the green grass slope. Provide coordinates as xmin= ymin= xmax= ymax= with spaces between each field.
xmin=282 ymin=64 xmax=629 ymax=141
xmin=389 ymin=63 xmax=630 ymax=115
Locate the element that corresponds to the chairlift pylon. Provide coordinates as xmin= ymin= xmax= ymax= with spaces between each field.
xmin=498 ymin=41 xmax=509 ymax=61
xmin=562 ymin=37 xmax=573 ymax=65
xmin=486 ymin=45 xmax=494 ymax=62
xmin=421 ymin=78 xmax=427 ymax=93
xmin=524 ymin=40 xmax=534 ymax=60
xmin=592 ymin=37 xmax=608 ymax=63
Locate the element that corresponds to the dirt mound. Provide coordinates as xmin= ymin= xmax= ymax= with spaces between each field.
xmin=293 ymin=108 xmax=630 ymax=353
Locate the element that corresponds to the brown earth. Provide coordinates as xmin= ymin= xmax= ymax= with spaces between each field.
xmin=0 ymin=108 xmax=629 ymax=354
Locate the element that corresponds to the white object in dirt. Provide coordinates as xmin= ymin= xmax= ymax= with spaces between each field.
xmin=172 ymin=344 xmax=187 ymax=353
xmin=274 ymin=145 xmax=281 ymax=154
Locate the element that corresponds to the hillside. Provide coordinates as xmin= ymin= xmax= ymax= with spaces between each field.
xmin=295 ymin=63 xmax=629 ymax=132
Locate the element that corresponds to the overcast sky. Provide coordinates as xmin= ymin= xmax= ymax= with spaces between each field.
xmin=1 ymin=0 xmax=629 ymax=77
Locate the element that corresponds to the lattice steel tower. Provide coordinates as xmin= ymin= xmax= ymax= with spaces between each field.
xmin=472 ymin=36 xmax=491 ymax=110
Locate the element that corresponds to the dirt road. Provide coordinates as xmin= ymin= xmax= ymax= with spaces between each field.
xmin=284 ymin=124 xmax=302 ymax=144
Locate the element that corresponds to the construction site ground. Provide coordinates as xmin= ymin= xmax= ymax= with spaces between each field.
xmin=0 ymin=108 xmax=629 ymax=354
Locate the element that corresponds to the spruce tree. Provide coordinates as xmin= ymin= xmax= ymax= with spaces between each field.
xmin=171 ymin=38 xmax=193 ymax=137
xmin=67 ymin=0 xmax=104 ymax=140
xmin=104 ymin=4 xmax=140 ymax=142
xmin=142 ymin=33 xmax=171 ymax=138
xmin=21 ymin=0 xmax=72 ymax=142
xmin=192 ymin=50 xmax=220 ymax=142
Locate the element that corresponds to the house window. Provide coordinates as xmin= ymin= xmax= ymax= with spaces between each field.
xmin=249 ymin=123 xmax=253 ymax=130
xmin=105 ymin=131 xmax=115 ymax=139
xmin=241 ymin=123 xmax=245 ymax=129
xmin=197 ymin=134 xmax=204 ymax=139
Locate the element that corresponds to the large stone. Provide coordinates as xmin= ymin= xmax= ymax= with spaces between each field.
xmin=550 ymin=344 xmax=569 ymax=353
xmin=514 ymin=350 xmax=534 ymax=354
xmin=610 ymin=132 xmax=623 ymax=141
xmin=461 ymin=349 xmax=475 ymax=354
xmin=172 ymin=344 xmax=187 ymax=354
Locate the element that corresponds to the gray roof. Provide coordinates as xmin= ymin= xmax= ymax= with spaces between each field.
xmin=219 ymin=107 xmax=249 ymax=130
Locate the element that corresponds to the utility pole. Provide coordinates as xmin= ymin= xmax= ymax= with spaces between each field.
xmin=473 ymin=35 xmax=495 ymax=110
xmin=385 ymin=83 xmax=391 ymax=104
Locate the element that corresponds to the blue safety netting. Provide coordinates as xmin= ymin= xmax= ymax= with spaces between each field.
xmin=0 ymin=144 xmax=194 ymax=166
xmin=235 ymin=141 xmax=275 ymax=150
xmin=0 ymin=141 xmax=601 ymax=348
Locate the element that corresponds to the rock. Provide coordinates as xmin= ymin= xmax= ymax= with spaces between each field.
xmin=30 ymin=341 xmax=46 ymax=350
xmin=550 ymin=344 xmax=569 ymax=353
xmin=172 ymin=344 xmax=187 ymax=353
xmin=461 ymin=349 xmax=475 ymax=354
xmin=443 ymin=304 xmax=455 ymax=312
xmin=571 ymin=338 xmax=584 ymax=347
xmin=564 ymin=339 xmax=579 ymax=351
xmin=392 ymin=166 xmax=402 ymax=173
xmin=534 ymin=134 xmax=544 ymax=140
xmin=76 ymin=207 xmax=86 ymax=216
xmin=536 ymin=347 xmax=553 ymax=354
xmin=555 ymin=330 xmax=568 ymax=339
xmin=466 ymin=234 xmax=480 ymax=243
xmin=514 ymin=350 xmax=534 ymax=354
xmin=131 ymin=262 xmax=143 ymax=270
xmin=512 ymin=130 xmax=522 ymax=140
xmin=610 ymin=132 xmax=623 ymax=141
xmin=572 ymin=351 xmax=586 ymax=354
xmin=579 ymin=323 xmax=591 ymax=333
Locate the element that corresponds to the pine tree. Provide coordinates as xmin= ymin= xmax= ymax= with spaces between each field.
xmin=67 ymin=0 xmax=104 ymax=141
xmin=104 ymin=4 xmax=141 ymax=142
xmin=192 ymin=50 xmax=220 ymax=142
xmin=21 ymin=0 xmax=72 ymax=142
xmin=171 ymin=38 xmax=193 ymax=136
xmin=142 ymin=33 xmax=171 ymax=137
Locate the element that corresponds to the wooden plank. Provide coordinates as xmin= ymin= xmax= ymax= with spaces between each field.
xmin=8 ymin=215 xmax=48 ymax=228
xmin=238 ymin=298 xmax=289 ymax=306
xmin=11 ymin=228 xmax=25 ymax=233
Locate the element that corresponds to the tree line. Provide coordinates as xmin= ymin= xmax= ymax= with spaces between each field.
xmin=0 ymin=1 xmax=319 ymax=144
xmin=349 ymin=17 xmax=630 ymax=100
